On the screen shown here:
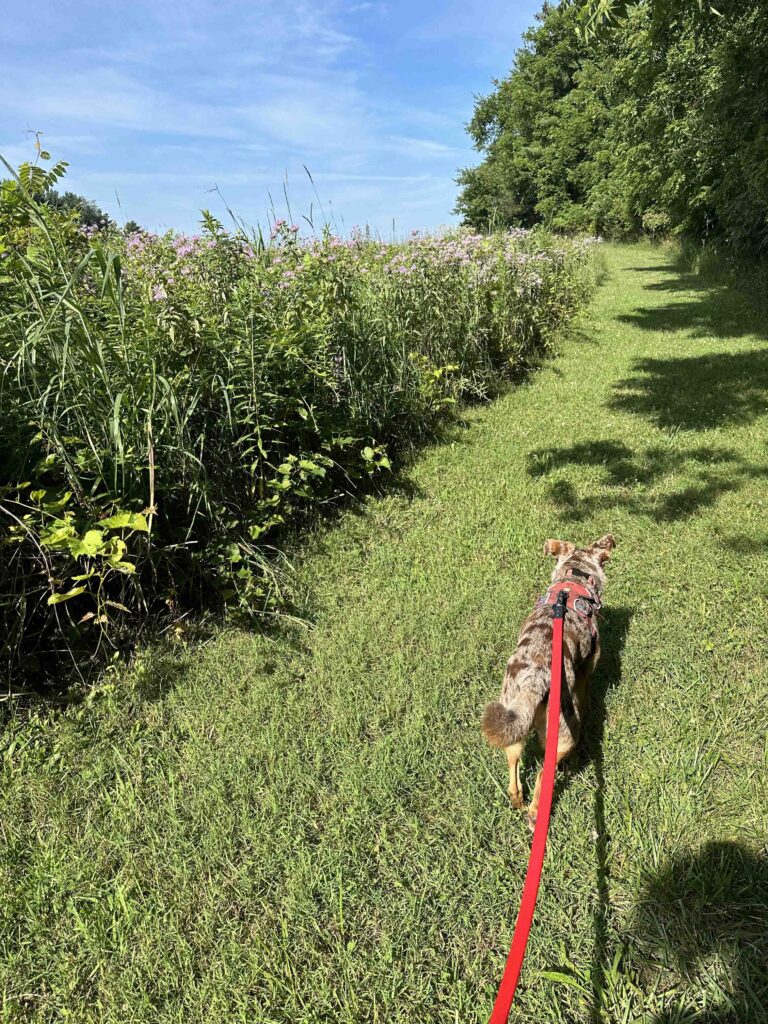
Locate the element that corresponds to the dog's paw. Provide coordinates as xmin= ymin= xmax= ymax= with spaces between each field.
xmin=526 ymin=811 xmax=537 ymax=832
xmin=508 ymin=791 xmax=524 ymax=811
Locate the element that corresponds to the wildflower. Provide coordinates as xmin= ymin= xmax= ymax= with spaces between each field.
xmin=152 ymin=285 xmax=167 ymax=301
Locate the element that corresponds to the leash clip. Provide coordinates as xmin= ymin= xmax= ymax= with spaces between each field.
xmin=551 ymin=589 xmax=568 ymax=619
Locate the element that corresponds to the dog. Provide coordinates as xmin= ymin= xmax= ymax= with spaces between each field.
xmin=482 ymin=534 xmax=615 ymax=828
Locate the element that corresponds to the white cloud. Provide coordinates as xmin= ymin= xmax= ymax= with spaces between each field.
xmin=1 ymin=0 xmax=530 ymax=232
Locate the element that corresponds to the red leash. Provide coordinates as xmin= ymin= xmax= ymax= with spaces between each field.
xmin=488 ymin=590 xmax=567 ymax=1024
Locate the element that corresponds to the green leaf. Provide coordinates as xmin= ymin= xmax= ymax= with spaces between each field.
xmin=99 ymin=511 xmax=149 ymax=532
xmin=43 ymin=491 xmax=73 ymax=512
xmin=40 ymin=523 xmax=77 ymax=549
xmin=110 ymin=561 xmax=136 ymax=574
xmin=47 ymin=586 xmax=86 ymax=605
xmin=539 ymin=970 xmax=588 ymax=992
xmin=70 ymin=529 xmax=106 ymax=557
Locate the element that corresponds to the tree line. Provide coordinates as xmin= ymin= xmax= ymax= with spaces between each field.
xmin=456 ymin=0 xmax=768 ymax=257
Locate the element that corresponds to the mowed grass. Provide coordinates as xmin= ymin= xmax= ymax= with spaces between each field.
xmin=2 ymin=243 xmax=767 ymax=1023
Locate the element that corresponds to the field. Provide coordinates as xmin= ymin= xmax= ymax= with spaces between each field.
xmin=0 ymin=161 xmax=598 ymax=683
xmin=2 ymin=243 xmax=766 ymax=1022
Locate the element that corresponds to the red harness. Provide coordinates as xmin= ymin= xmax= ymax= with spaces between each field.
xmin=537 ymin=575 xmax=601 ymax=635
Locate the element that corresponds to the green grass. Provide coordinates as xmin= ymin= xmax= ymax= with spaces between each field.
xmin=1 ymin=243 xmax=767 ymax=1023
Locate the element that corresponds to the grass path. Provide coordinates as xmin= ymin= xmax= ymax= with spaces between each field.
xmin=2 ymin=244 xmax=767 ymax=1023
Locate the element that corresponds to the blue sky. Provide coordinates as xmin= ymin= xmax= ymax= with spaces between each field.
xmin=1 ymin=1 xmax=541 ymax=235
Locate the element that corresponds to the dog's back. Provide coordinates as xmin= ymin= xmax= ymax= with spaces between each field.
xmin=482 ymin=606 xmax=557 ymax=747
xmin=482 ymin=535 xmax=615 ymax=824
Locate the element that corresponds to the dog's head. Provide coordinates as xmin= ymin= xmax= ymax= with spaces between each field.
xmin=543 ymin=534 xmax=616 ymax=592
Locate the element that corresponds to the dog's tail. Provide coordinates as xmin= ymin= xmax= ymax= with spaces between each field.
xmin=481 ymin=693 xmax=538 ymax=748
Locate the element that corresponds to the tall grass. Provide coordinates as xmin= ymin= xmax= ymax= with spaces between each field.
xmin=0 ymin=158 xmax=601 ymax=686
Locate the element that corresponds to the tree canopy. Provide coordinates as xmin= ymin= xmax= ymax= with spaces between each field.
xmin=456 ymin=0 xmax=768 ymax=257
xmin=40 ymin=188 xmax=112 ymax=228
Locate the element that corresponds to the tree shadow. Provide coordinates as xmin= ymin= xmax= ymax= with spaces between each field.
xmin=609 ymin=349 xmax=768 ymax=432
xmin=632 ymin=841 xmax=768 ymax=1023
xmin=520 ymin=607 xmax=633 ymax=1022
xmin=718 ymin=533 xmax=768 ymax=555
xmin=582 ymin=605 xmax=634 ymax=1024
xmin=526 ymin=440 xmax=768 ymax=524
xmin=617 ymin=252 xmax=767 ymax=343
xmin=640 ymin=275 xmax=719 ymax=293
xmin=626 ymin=265 xmax=681 ymax=273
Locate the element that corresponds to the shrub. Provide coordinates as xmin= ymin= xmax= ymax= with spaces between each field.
xmin=0 ymin=158 xmax=600 ymax=685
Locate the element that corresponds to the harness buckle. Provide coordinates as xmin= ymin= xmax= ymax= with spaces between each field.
xmin=552 ymin=590 xmax=568 ymax=619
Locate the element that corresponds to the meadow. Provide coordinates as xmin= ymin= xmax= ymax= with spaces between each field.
xmin=4 ymin=0 xmax=768 ymax=1019
xmin=1 ymin=243 xmax=766 ymax=1022
xmin=0 ymin=158 xmax=600 ymax=687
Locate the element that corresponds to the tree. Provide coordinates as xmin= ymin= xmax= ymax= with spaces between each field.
xmin=572 ymin=0 xmax=718 ymax=38
xmin=39 ymin=188 xmax=112 ymax=228
xmin=455 ymin=0 xmax=768 ymax=257
xmin=455 ymin=3 xmax=611 ymax=231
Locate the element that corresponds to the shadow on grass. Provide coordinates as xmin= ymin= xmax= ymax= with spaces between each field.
xmin=614 ymin=252 xmax=768 ymax=431
xmin=583 ymin=605 xmax=633 ymax=1024
xmin=526 ymin=440 xmax=768 ymax=524
xmin=719 ymin=533 xmax=768 ymax=555
xmin=620 ymin=248 xmax=768 ymax=344
xmin=520 ymin=606 xmax=633 ymax=1021
xmin=610 ymin=349 xmax=768 ymax=432
xmin=633 ymin=841 xmax=768 ymax=1023
xmin=626 ymin=264 xmax=680 ymax=273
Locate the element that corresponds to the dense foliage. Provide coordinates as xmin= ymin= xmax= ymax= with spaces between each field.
xmin=0 ymin=158 xmax=599 ymax=685
xmin=575 ymin=0 xmax=717 ymax=37
xmin=457 ymin=0 xmax=768 ymax=257
xmin=39 ymin=188 xmax=112 ymax=229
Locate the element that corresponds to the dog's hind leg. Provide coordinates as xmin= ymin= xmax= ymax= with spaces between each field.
xmin=526 ymin=743 xmax=574 ymax=831
xmin=505 ymin=742 xmax=525 ymax=810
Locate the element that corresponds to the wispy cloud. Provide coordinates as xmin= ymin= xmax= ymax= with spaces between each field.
xmin=1 ymin=0 xmax=540 ymax=231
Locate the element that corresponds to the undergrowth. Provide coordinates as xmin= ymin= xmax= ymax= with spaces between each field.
xmin=0 ymin=155 xmax=601 ymax=688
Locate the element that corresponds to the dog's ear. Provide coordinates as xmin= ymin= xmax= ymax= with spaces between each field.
xmin=544 ymin=539 xmax=575 ymax=558
xmin=589 ymin=534 xmax=616 ymax=563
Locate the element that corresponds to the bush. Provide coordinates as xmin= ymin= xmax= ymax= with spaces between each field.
xmin=0 ymin=158 xmax=600 ymax=686
xmin=457 ymin=0 xmax=768 ymax=259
